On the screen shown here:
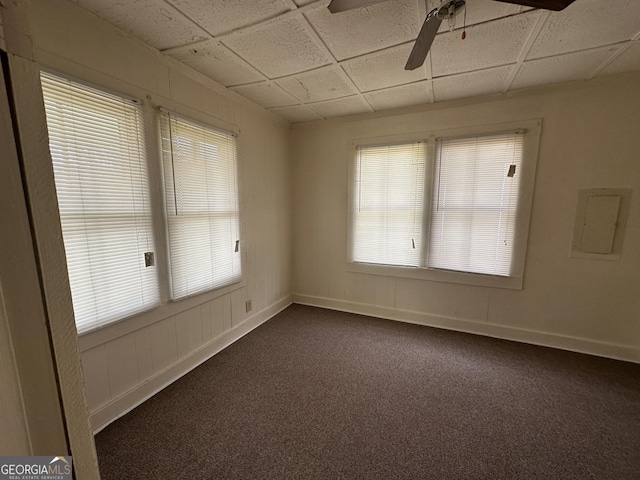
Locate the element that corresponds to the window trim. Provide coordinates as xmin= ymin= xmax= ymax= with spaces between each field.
xmin=346 ymin=119 xmax=542 ymax=290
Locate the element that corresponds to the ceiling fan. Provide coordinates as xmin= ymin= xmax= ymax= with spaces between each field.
xmin=327 ymin=0 xmax=577 ymax=70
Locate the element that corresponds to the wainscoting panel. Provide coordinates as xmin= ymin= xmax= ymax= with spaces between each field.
xmin=88 ymin=295 xmax=292 ymax=433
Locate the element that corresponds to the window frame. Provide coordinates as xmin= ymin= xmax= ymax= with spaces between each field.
xmin=40 ymin=70 xmax=247 ymax=342
xmin=158 ymin=108 xmax=245 ymax=301
xmin=350 ymin=140 xmax=430 ymax=268
xmin=40 ymin=70 xmax=161 ymax=334
xmin=347 ymin=119 xmax=542 ymax=290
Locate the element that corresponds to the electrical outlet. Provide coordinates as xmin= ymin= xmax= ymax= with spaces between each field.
xmin=245 ymin=300 xmax=252 ymax=313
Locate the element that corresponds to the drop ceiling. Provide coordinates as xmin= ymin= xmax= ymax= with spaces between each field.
xmin=71 ymin=0 xmax=640 ymax=123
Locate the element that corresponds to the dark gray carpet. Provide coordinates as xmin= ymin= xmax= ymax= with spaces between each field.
xmin=95 ymin=304 xmax=640 ymax=479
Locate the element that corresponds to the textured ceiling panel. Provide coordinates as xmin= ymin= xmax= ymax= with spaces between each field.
xmin=512 ymin=46 xmax=617 ymax=90
xmin=74 ymin=0 xmax=207 ymax=50
xmin=230 ymin=83 xmax=299 ymax=108
xmin=342 ymin=43 xmax=427 ymax=92
xmin=433 ymin=65 xmax=512 ymax=102
xmin=598 ymin=43 xmax=640 ymax=77
xmin=166 ymin=41 xmax=265 ymax=86
xmin=305 ymin=0 xmax=420 ymax=61
xmin=277 ymin=66 xmax=357 ymax=103
xmin=309 ymin=95 xmax=372 ymax=118
xmin=167 ymin=0 xmax=291 ymax=37
xmin=224 ymin=16 xmax=331 ymax=78
xmin=364 ymin=81 xmax=432 ymax=111
xmin=70 ymin=0 xmax=640 ymax=123
xmin=430 ymin=10 xmax=539 ymax=77
xmin=269 ymin=104 xmax=323 ymax=122
xmin=527 ymin=0 xmax=640 ymax=60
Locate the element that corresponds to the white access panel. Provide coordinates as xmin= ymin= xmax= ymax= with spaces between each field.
xmin=581 ymin=195 xmax=621 ymax=254
xmin=571 ymin=188 xmax=632 ymax=260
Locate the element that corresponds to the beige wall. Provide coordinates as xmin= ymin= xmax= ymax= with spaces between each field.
xmin=292 ymin=72 xmax=640 ymax=362
xmin=0 ymin=39 xmax=30 ymax=455
xmin=29 ymin=0 xmax=293 ymax=430
xmin=0 ymin=280 xmax=31 ymax=454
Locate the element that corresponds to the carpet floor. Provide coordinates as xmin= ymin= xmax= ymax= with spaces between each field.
xmin=95 ymin=304 xmax=640 ymax=479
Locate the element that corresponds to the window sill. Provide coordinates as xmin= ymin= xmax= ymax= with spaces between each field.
xmin=346 ymin=262 xmax=523 ymax=290
xmin=78 ymin=275 xmax=247 ymax=352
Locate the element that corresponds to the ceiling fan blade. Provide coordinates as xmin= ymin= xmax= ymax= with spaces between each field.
xmin=405 ymin=13 xmax=442 ymax=71
xmin=493 ymin=0 xmax=576 ymax=11
xmin=327 ymin=0 xmax=388 ymax=13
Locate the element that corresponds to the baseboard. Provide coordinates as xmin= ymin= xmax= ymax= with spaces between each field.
xmin=90 ymin=294 xmax=293 ymax=433
xmin=293 ymin=294 xmax=640 ymax=365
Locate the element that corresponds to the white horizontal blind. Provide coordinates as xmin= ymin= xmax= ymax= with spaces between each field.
xmin=352 ymin=142 xmax=426 ymax=267
xmin=428 ymin=132 xmax=524 ymax=276
xmin=160 ymin=112 xmax=242 ymax=299
xmin=40 ymin=72 xmax=159 ymax=333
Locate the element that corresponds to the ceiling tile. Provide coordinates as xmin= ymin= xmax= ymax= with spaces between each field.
xmin=269 ymin=105 xmax=323 ymax=123
xmin=224 ymin=16 xmax=331 ymax=78
xmin=75 ymin=0 xmax=207 ymax=50
xmin=231 ymin=83 xmax=299 ymax=108
xmin=598 ymin=43 xmax=640 ymax=77
xmin=431 ymin=10 xmax=539 ymax=77
xmin=309 ymin=96 xmax=372 ymax=118
xmin=305 ymin=0 xmax=420 ymax=61
xmin=166 ymin=40 xmax=265 ymax=86
xmin=433 ymin=65 xmax=512 ymax=102
xmin=277 ymin=66 xmax=357 ymax=103
xmin=364 ymin=81 xmax=432 ymax=111
xmin=342 ymin=43 xmax=427 ymax=92
xmin=68 ymin=0 xmax=640 ymax=122
xmin=167 ymin=0 xmax=291 ymax=37
xmin=512 ymin=46 xmax=618 ymax=90
xmin=527 ymin=0 xmax=640 ymax=60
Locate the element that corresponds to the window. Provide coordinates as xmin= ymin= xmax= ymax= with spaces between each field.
xmin=349 ymin=123 xmax=540 ymax=288
xmin=352 ymin=142 xmax=426 ymax=267
xmin=41 ymin=72 xmax=159 ymax=333
xmin=428 ymin=132 xmax=523 ymax=276
xmin=160 ymin=111 xmax=242 ymax=300
xmin=41 ymin=72 xmax=245 ymax=335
